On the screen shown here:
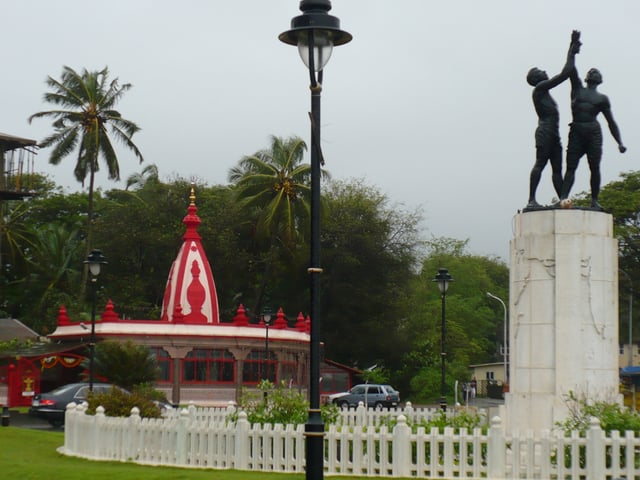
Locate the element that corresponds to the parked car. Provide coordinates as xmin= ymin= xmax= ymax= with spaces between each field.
xmin=328 ymin=384 xmax=400 ymax=408
xmin=30 ymin=382 xmax=127 ymax=426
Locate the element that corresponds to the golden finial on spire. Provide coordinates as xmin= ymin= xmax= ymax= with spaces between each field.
xmin=189 ymin=183 xmax=196 ymax=206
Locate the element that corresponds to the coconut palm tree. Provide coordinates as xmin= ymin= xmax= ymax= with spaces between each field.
xmin=29 ymin=66 xmax=143 ymax=294
xmin=28 ymin=66 xmax=143 ymax=237
xmin=228 ymin=135 xmax=321 ymax=315
xmin=126 ymin=163 xmax=159 ymax=191
xmin=229 ymin=135 xmax=314 ymax=245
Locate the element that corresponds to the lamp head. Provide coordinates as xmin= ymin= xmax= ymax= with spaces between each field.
xmin=279 ymin=0 xmax=352 ymax=72
xmin=84 ymin=249 xmax=107 ymax=277
xmin=262 ymin=307 xmax=273 ymax=326
xmin=433 ymin=268 xmax=453 ymax=294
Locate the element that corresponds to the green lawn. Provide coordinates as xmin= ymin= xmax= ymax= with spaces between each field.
xmin=0 ymin=426 xmax=393 ymax=480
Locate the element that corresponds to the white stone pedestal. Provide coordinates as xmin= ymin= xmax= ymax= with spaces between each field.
xmin=504 ymin=209 xmax=619 ymax=433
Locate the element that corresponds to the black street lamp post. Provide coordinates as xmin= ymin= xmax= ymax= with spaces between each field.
xmin=262 ymin=307 xmax=273 ymax=383
xmin=84 ymin=249 xmax=107 ymax=392
xmin=279 ymin=2 xmax=351 ymax=479
xmin=433 ymin=268 xmax=453 ymax=411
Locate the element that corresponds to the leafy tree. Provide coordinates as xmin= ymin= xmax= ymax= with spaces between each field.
xmin=82 ymin=340 xmax=158 ymax=390
xmin=1 ymin=189 xmax=90 ymax=331
xmin=93 ymin=180 xmax=186 ymax=318
xmin=398 ymin=237 xmax=509 ymax=403
xmin=320 ymin=179 xmax=422 ymax=374
xmin=125 ymin=163 xmax=159 ymax=191
xmin=228 ymin=135 xmax=314 ymax=316
xmin=28 ymin=66 xmax=144 ymax=286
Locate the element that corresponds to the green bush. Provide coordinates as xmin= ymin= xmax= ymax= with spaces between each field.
xmin=557 ymin=391 xmax=640 ymax=435
xmin=553 ymin=391 xmax=640 ymax=469
xmin=86 ymin=386 xmax=162 ymax=419
xmin=233 ymin=380 xmax=340 ymax=426
xmin=415 ymin=409 xmax=486 ymax=433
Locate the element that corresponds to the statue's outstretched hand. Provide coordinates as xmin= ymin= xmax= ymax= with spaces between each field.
xmin=619 ymin=144 xmax=627 ymax=153
xmin=570 ymin=30 xmax=582 ymax=54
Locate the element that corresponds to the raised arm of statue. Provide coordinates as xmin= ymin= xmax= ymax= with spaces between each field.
xmin=536 ymin=31 xmax=581 ymax=92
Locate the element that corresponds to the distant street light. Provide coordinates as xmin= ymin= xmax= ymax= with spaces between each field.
xmin=262 ymin=307 xmax=273 ymax=384
xmin=84 ymin=249 xmax=107 ymax=392
xmin=486 ymin=292 xmax=509 ymax=387
xmin=620 ymin=269 xmax=633 ymax=367
xmin=280 ymin=2 xmax=351 ymax=480
xmin=433 ymin=268 xmax=453 ymax=411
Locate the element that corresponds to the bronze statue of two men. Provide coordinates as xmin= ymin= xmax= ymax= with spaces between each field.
xmin=527 ymin=31 xmax=626 ymax=211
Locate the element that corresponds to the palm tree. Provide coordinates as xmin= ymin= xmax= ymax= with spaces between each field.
xmin=228 ymin=135 xmax=320 ymax=315
xmin=29 ymin=66 xmax=143 ymax=294
xmin=126 ymin=163 xmax=159 ymax=191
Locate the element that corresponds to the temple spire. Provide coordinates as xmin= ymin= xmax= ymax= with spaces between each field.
xmin=160 ymin=187 xmax=220 ymax=324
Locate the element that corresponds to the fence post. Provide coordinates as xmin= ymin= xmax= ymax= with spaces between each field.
xmin=63 ymin=402 xmax=77 ymax=454
xmin=392 ymin=414 xmax=412 ymax=477
xmin=92 ymin=405 xmax=105 ymax=459
xmin=234 ymin=411 xmax=250 ymax=470
xmin=72 ymin=402 xmax=87 ymax=455
xmin=404 ymin=401 xmax=414 ymax=423
xmin=356 ymin=402 xmax=366 ymax=427
xmin=586 ymin=417 xmax=605 ymax=480
xmin=127 ymin=406 xmax=141 ymax=461
xmin=176 ymin=408 xmax=189 ymax=465
xmin=488 ymin=416 xmax=506 ymax=480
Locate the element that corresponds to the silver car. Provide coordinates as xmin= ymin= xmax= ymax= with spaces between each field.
xmin=328 ymin=384 xmax=400 ymax=408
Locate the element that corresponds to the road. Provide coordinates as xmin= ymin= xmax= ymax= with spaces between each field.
xmin=2 ymin=410 xmax=61 ymax=430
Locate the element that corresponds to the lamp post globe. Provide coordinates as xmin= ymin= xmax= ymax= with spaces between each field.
xmin=280 ymin=3 xmax=351 ymax=479
xmin=83 ymin=249 xmax=107 ymax=392
xmin=433 ymin=268 xmax=453 ymax=411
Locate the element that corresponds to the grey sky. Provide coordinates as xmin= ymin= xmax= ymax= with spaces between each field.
xmin=2 ymin=1 xmax=638 ymax=262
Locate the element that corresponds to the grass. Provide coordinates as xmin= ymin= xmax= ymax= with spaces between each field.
xmin=0 ymin=426 xmax=390 ymax=480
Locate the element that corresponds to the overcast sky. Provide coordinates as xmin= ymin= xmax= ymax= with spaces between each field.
xmin=2 ymin=1 xmax=638 ymax=263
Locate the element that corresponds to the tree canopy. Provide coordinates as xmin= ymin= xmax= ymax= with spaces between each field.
xmin=1 ymin=143 xmax=515 ymax=402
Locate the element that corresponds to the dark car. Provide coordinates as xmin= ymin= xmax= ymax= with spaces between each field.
xmin=30 ymin=382 xmax=124 ymax=426
xmin=328 ymin=384 xmax=400 ymax=408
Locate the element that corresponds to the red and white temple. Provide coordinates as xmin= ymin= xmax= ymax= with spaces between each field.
xmin=47 ymin=188 xmax=324 ymax=405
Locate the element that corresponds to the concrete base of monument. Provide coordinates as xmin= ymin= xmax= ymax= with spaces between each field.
xmin=505 ymin=209 xmax=620 ymax=433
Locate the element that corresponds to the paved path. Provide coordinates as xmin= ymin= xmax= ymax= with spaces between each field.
xmin=2 ymin=410 xmax=60 ymax=430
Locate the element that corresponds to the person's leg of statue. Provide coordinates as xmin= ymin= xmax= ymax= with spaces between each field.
xmin=560 ymin=161 xmax=577 ymax=200
xmin=561 ymin=128 xmax=581 ymax=201
xmin=550 ymin=143 xmax=563 ymax=198
xmin=588 ymin=154 xmax=602 ymax=209
xmin=528 ymin=161 xmax=544 ymax=206
xmin=587 ymin=128 xmax=603 ymax=209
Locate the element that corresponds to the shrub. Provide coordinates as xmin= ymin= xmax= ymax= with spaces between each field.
xmin=233 ymin=380 xmax=339 ymax=426
xmin=557 ymin=390 xmax=640 ymax=435
xmin=416 ymin=409 xmax=486 ymax=433
xmin=86 ymin=386 xmax=162 ymax=419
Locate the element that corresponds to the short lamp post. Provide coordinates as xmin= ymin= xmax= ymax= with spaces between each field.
xmin=433 ymin=268 xmax=453 ymax=411
xmin=262 ymin=307 xmax=273 ymax=384
xmin=279 ymin=2 xmax=352 ymax=479
xmin=84 ymin=249 xmax=107 ymax=392
xmin=620 ymin=269 xmax=633 ymax=367
xmin=486 ymin=292 xmax=508 ymax=387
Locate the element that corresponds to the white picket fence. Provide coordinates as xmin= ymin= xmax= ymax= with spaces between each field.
xmin=60 ymin=402 xmax=640 ymax=479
